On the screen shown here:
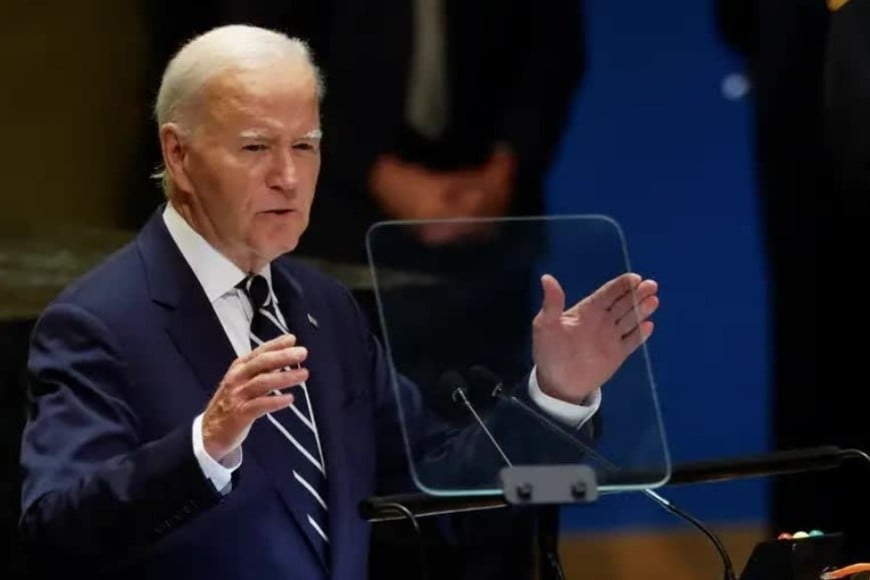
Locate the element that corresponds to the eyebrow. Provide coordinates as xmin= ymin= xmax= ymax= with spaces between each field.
xmin=237 ymin=128 xmax=323 ymax=140
xmin=238 ymin=130 xmax=271 ymax=140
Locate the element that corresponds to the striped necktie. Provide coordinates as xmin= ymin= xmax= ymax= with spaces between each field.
xmin=237 ymin=274 xmax=329 ymax=560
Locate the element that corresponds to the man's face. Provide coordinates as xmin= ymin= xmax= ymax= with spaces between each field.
xmin=165 ymin=58 xmax=322 ymax=268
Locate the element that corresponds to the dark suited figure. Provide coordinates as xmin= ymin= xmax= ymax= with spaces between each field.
xmin=136 ymin=2 xmax=587 ymax=579
xmin=822 ymin=0 xmax=870 ymax=561
xmin=718 ymin=0 xmax=870 ymax=561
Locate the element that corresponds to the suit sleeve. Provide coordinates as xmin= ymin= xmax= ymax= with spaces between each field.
xmin=19 ymin=302 xmax=222 ymax=573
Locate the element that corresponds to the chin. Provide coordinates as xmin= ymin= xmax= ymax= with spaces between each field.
xmin=251 ymin=222 xmax=306 ymax=259
xmin=269 ymin=237 xmax=300 ymax=257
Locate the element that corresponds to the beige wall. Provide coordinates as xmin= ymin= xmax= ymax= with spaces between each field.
xmin=0 ymin=1 xmax=148 ymax=230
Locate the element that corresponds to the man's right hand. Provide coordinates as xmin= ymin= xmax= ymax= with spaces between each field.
xmin=202 ymin=335 xmax=309 ymax=462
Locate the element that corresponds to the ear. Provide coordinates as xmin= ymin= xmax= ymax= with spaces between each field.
xmin=159 ymin=123 xmax=195 ymax=194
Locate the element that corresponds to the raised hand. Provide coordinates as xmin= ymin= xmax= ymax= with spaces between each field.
xmin=202 ymin=334 xmax=309 ymax=461
xmin=532 ymin=272 xmax=659 ymax=403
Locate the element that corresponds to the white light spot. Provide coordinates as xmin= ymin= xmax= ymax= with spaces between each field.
xmin=721 ymin=72 xmax=751 ymax=100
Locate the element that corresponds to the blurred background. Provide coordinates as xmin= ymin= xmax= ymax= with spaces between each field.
xmin=1 ymin=0 xmax=866 ymax=578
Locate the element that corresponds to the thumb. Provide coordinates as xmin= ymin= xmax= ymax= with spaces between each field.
xmin=539 ymin=274 xmax=566 ymax=321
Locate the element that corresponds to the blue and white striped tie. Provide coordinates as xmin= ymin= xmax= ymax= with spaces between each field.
xmin=238 ymin=274 xmax=329 ymax=558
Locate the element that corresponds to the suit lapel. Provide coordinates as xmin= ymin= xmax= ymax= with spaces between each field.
xmin=137 ymin=208 xmax=236 ymax=400
xmin=167 ymin=280 xmax=238 ymax=401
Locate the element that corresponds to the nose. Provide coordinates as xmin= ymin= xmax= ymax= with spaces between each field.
xmin=267 ymin=148 xmax=298 ymax=193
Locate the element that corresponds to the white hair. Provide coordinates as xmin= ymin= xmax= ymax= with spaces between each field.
xmin=151 ymin=24 xmax=325 ymax=194
xmin=155 ymin=24 xmax=324 ymax=127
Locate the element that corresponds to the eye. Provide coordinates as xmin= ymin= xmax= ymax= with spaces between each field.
xmin=293 ymin=140 xmax=321 ymax=153
xmin=242 ymin=143 xmax=267 ymax=152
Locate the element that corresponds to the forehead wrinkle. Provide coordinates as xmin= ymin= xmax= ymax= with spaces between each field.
xmin=195 ymin=68 xmax=321 ymax=140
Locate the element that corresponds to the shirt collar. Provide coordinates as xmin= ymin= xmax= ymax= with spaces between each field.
xmin=162 ymin=203 xmax=272 ymax=303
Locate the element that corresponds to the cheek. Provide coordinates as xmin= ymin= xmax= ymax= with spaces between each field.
xmin=211 ymin=161 xmax=261 ymax=212
xmin=200 ymin=164 xmax=259 ymax=236
xmin=190 ymin=151 xmax=241 ymax=198
xmin=299 ymin=159 xmax=321 ymax=202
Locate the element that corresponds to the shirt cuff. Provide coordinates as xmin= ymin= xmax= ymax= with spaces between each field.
xmin=528 ymin=367 xmax=602 ymax=429
xmin=192 ymin=413 xmax=242 ymax=494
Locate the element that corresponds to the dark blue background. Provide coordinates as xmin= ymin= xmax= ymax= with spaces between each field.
xmin=546 ymin=0 xmax=769 ymax=531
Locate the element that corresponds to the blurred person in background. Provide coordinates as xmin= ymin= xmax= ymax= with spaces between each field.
xmin=822 ymin=0 xmax=870 ymax=561
xmin=719 ymin=0 xmax=870 ymax=562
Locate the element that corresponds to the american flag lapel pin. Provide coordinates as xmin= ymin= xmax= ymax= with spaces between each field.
xmin=307 ymin=313 xmax=319 ymax=329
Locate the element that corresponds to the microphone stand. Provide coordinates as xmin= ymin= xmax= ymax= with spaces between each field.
xmin=444 ymin=371 xmax=571 ymax=580
xmin=484 ymin=377 xmax=736 ymax=580
xmin=537 ymin=504 xmax=566 ymax=580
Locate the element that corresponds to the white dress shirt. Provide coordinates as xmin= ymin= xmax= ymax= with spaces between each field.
xmin=161 ymin=203 xmax=601 ymax=493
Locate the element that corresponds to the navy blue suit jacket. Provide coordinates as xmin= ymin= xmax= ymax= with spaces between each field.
xmin=19 ymin=209 xmax=417 ymax=579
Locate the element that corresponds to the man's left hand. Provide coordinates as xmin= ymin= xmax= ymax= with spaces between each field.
xmin=532 ymin=272 xmax=660 ymax=403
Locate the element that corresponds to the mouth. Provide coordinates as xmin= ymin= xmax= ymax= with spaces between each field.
xmin=262 ymin=209 xmax=295 ymax=216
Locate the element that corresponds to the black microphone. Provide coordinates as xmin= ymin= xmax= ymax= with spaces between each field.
xmin=467 ymin=365 xmax=738 ymax=580
xmin=439 ymin=370 xmax=566 ymax=580
xmin=437 ymin=371 xmax=512 ymax=466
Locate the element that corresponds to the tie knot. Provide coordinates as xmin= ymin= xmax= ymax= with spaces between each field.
xmin=238 ymin=274 xmax=270 ymax=309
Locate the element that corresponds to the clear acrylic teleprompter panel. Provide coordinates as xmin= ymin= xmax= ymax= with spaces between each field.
xmin=365 ymin=215 xmax=670 ymax=497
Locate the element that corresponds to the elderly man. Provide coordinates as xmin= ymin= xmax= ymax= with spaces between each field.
xmin=18 ymin=25 xmax=659 ymax=580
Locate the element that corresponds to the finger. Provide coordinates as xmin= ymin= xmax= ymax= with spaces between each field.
xmin=591 ymin=273 xmax=643 ymax=311
xmin=235 ymin=347 xmax=309 ymax=381
xmin=231 ymin=334 xmax=297 ymax=369
xmin=621 ymin=320 xmax=655 ymax=355
xmin=616 ymin=295 xmax=660 ymax=336
xmin=240 ymin=367 xmax=309 ymax=399
xmin=612 ymin=280 xmax=659 ymax=324
xmin=538 ymin=274 xmax=566 ymax=321
xmin=241 ymin=393 xmax=295 ymax=420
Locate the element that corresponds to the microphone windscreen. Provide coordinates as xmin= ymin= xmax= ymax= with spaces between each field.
xmin=437 ymin=370 xmax=467 ymax=394
xmin=468 ymin=365 xmax=503 ymax=393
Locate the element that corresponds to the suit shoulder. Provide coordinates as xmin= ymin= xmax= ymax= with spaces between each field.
xmin=47 ymin=240 xmax=146 ymax=318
